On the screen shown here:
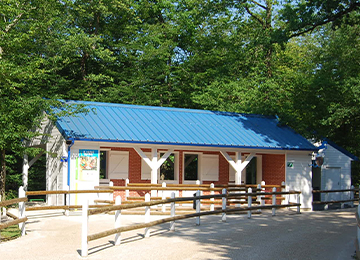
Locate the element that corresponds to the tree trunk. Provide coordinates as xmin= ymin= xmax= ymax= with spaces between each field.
xmin=0 ymin=149 xmax=6 ymax=201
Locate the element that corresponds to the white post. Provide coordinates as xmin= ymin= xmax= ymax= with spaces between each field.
xmin=351 ymin=185 xmax=355 ymax=208
xmin=109 ymin=181 xmax=114 ymax=202
xmin=358 ymin=205 xmax=360 ymax=253
xmin=297 ymin=192 xmax=301 ymax=214
xmin=281 ymin=181 xmax=286 ymax=205
xmin=125 ymin=178 xmax=129 ymax=200
xmin=196 ymin=190 xmax=200 ymax=226
xmin=170 ymin=192 xmax=175 ymax=231
xmin=235 ymin=152 xmax=241 ymax=185
xmin=81 ymin=199 xmax=89 ymax=257
xmin=22 ymin=154 xmax=29 ymax=191
xmin=222 ymin=188 xmax=227 ymax=222
xmin=248 ymin=187 xmax=252 ymax=219
xmin=162 ymin=182 xmax=166 ymax=212
xmin=18 ymin=186 xmax=26 ymax=236
xmin=114 ymin=196 xmax=121 ymax=246
xmin=257 ymin=184 xmax=262 ymax=213
xmin=150 ymin=148 xmax=158 ymax=198
xmin=324 ymin=191 xmax=329 ymax=210
xmin=210 ymin=183 xmax=215 ymax=211
xmin=261 ymin=181 xmax=265 ymax=208
xmin=144 ymin=193 xmax=150 ymax=238
xmin=272 ymin=187 xmax=276 ymax=216
xmin=65 ymin=185 xmax=70 ymax=216
xmin=0 ymin=195 xmax=2 ymax=229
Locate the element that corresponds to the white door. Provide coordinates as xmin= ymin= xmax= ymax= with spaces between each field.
xmin=323 ymin=168 xmax=341 ymax=201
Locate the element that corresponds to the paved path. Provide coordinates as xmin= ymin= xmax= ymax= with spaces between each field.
xmin=0 ymin=208 xmax=357 ymax=260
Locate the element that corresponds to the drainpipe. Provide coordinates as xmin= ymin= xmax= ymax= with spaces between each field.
xmin=66 ymin=139 xmax=75 ymax=187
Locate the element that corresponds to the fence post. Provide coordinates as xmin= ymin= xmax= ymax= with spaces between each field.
xmin=248 ymin=187 xmax=252 ymax=219
xmin=65 ymin=185 xmax=70 ymax=216
xmin=81 ymin=199 xmax=89 ymax=257
xmin=261 ymin=181 xmax=265 ymax=208
xmin=351 ymin=185 xmax=355 ymax=208
xmin=210 ymin=183 xmax=215 ymax=211
xmin=109 ymin=181 xmax=114 ymax=202
xmin=324 ymin=191 xmax=329 ymax=210
xmin=196 ymin=190 xmax=200 ymax=226
xmin=170 ymin=192 xmax=175 ymax=231
xmin=0 ymin=194 xmax=2 ymax=217
xmin=222 ymin=188 xmax=227 ymax=222
xmin=357 ymin=205 xmax=360 ymax=258
xmin=281 ymin=181 xmax=286 ymax=205
xmin=162 ymin=182 xmax=166 ymax=212
xmin=18 ymin=186 xmax=26 ymax=236
xmin=125 ymin=178 xmax=129 ymax=201
xmin=257 ymin=184 xmax=261 ymax=213
xmin=144 ymin=193 xmax=150 ymax=238
xmin=114 ymin=196 xmax=121 ymax=246
xmin=297 ymin=192 xmax=301 ymax=214
xmin=272 ymin=187 xmax=276 ymax=216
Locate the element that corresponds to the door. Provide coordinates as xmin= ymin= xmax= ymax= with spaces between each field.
xmin=323 ymin=167 xmax=341 ymax=201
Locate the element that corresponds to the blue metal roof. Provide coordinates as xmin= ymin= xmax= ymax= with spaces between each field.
xmin=55 ymin=100 xmax=317 ymax=151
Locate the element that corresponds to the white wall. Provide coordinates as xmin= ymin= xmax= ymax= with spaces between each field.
xmin=320 ymin=144 xmax=352 ymax=203
xmin=286 ymin=153 xmax=313 ymax=209
xmin=31 ymin=117 xmax=67 ymax=206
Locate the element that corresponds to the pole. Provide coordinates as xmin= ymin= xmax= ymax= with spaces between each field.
xmin=81 ymin=199 xmax=89 ymax=257
xmin=114 ymin=196 xmax=121 ymax=246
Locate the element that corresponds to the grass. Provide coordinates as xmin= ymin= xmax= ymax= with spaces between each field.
xmin=0 ymin=225 xmax=21 ymax=242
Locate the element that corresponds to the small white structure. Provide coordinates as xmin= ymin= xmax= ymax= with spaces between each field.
xmin=312 ymin=140 xmax=358 ymax=208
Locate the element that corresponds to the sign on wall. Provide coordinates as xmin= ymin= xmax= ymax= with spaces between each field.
xmin=76 ymin=149 xmax=99 ymax=181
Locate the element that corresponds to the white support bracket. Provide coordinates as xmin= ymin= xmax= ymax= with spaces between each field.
xmin=220 ymin=151 xmax=255 ymax=184
xmin=134 ymin=147 xmax=174 ymax=170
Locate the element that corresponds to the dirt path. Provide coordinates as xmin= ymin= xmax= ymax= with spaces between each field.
xmin=0 ymin=208 xmax=357 ymax=260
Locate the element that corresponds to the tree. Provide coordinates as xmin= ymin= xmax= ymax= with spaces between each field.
xmin=0 ymin=0 xmax=87 ymax=199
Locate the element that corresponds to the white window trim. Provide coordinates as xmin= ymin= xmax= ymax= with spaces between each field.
xmin=157 ymin=151 xmax=179 ymax=184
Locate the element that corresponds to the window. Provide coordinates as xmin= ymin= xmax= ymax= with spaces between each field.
xmin=184 ymin=154 xmax=198 ymax=181
xmin=160 ymin=153 xmax=176 ymax=180
xmin=100 ymin=151 xmax=107 ymax=179
xmin=245 ymin=157 xmax=257 ymax=184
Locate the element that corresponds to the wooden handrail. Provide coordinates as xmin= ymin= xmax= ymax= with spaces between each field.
xmin=25 ymin=189 xmax=113 ymax=196
xmin=0 ymin=217 xmax=28 ymax=230
xmin=312 ymin=189 xmax=358 ymax=193
xmin=95 ymin=186 xmax=223 ymax=191
xmin=312 ymin=198 xmax=358 ymax=205
xmin=87 ymin=202 xmax=300 ymax=242
xmin=0 ymin=197 xmax=27 ymax=207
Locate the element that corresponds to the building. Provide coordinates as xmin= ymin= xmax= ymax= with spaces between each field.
xmin=25 ymin=100 xmax=318 ymax=209
xmin=312 ymin=140 xmax=358 ymax=208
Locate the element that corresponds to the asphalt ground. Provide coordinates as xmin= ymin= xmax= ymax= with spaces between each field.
xmin=0 ymin=207 xmax=357 ymax=260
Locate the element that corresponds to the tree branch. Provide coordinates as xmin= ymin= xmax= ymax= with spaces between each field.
xmin=250 ymin=0 xmax=267 ymax=10
xmin=289 ymin=2 xmax=360 ymax=38
xmin=245 ymin=6 xmax=264 ymax=26
xmin=3 ymin=12 xmax=24 ymax=34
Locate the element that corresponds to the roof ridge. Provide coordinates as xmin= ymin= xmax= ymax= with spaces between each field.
xmin=62 ymin=99 xmax=276 ymax=119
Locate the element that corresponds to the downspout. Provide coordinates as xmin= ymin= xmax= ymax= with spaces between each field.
xmin=67 ymin=139 xmax=75 ymax=187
